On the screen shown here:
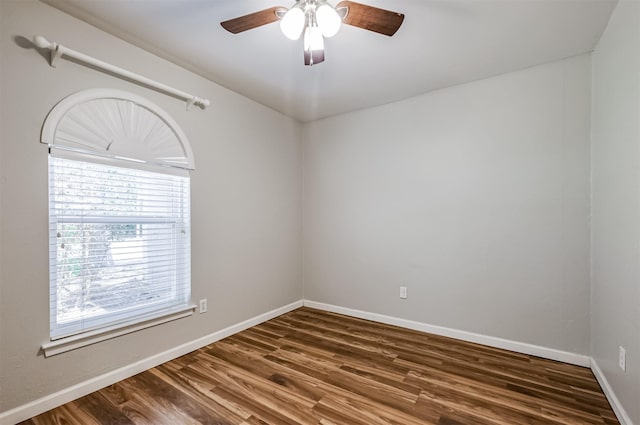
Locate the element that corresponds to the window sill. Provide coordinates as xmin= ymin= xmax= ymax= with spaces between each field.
xmin=42 ymin=304 xmax=196 ymax=357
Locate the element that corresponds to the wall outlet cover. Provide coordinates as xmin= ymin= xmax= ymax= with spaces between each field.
xmin=199 ymin=299 xmax=208 ymax=314
xmin=618 ymin=346 xmax=626 ymax=371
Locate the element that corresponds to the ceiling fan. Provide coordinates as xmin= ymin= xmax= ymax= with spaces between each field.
xmin=221 ymin=0 xmax=404 ymax=66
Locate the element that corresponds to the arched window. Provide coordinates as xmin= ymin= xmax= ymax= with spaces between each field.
xmin=42 ymin=89 xmax=194 ymax=351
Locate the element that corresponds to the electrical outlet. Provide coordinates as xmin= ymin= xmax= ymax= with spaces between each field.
xmin=619 ymin=346 xmax=626 ymax=371
xmin=399 ymin=286 xmax=407 ymax=299
xmin=199 ymin=298 xmax=208 ymax=314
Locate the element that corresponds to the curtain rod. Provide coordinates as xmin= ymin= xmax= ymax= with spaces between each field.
xmin=33 ymin=35 xmax=210 ymax=110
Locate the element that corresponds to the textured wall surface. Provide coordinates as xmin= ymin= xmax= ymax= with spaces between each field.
xmin=304 ymin=55 xmax=592 ymax=355
xmin=591 ymin=1 xmax=640 ymax=423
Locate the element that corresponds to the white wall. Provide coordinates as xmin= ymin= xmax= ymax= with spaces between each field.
xmin=303 ymin=55 xmax=592 ymax=355
xmin=591 ymin=0 xmax=640 ymax=423
xmin=0 ymin=0 xmax=302 ymax=413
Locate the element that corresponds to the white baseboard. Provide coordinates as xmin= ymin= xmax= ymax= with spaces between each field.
xmin=303 ymin=300 xmax=591 ymax=367
xmin=591 ymin=359 xmax=634 ymax=425
xmin=0 ymin=299 xmax=303 ymax=425
xmin=5 ymin=299 xmax=633 ymax=425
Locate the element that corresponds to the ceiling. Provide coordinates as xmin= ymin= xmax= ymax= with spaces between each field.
xmin=43 ymin=0 xmax=617 ymax=122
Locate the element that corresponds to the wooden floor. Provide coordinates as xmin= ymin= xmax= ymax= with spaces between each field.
xmin=22 ymin=308 xmax=619 ymax=425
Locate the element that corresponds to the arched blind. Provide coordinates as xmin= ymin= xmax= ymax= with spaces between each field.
xmin=42 ymin=89 xmax=195 ymax=171
xmin=43 ymin=90 xmax=193 ymax=340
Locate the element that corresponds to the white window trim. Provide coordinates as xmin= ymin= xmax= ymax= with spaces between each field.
xmin=42 ymin=304 xmax=196 ymax=357
xmin=42 ymin=89 xmax=195 ymax=354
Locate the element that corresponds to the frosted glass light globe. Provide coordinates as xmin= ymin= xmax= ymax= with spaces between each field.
xmin=303 ymin=25 xmax=325 ymax=65
xmin=316 ymin=3 xmax=341 ymax=38
xmin=280 ymin=7 xmax=305 ymax=40
xmin=304 ymin=25 xmax=325 ymax=51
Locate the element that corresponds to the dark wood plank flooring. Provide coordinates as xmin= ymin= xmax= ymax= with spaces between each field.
xmin=21 ymin=308 xmax=619 ymax=424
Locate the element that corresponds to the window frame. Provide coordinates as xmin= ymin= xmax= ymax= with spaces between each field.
xmin=41 ymin=90 xmax=196 ymax=356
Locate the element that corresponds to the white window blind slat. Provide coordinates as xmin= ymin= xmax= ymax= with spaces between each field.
xmin=48 ymin=156 xmax=191 ymax=339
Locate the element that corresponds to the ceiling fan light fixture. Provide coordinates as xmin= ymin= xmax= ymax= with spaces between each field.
xmin=221 ymin=1 xmax=404 ymax=66
xmin=280 ymin=6 xmax=305 ymax=40
xmin=303 ymin=25 xmax=325 ymax=65
xmin=316 ymin=2 xmax=342 ymax=38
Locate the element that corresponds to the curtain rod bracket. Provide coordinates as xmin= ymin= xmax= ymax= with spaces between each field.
xmin=33 ymin=35 xmax=210 ymax=110
xmin=51 ymin=44 xmax=63 ymax=67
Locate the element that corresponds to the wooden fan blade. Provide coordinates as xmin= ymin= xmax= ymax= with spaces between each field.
xmin=221 ymin=7 xmax=283 ymax=34
xmin=336 ymin=1 xmax=404 ymax=36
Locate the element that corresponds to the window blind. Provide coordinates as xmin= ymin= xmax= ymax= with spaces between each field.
xmin=48 ymin=156 xmax=191 ymax=339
